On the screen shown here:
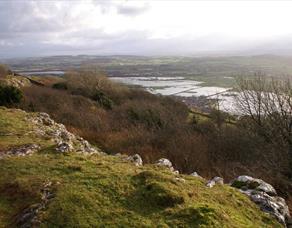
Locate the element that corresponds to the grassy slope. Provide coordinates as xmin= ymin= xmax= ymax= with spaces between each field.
xmin=0 ymin=107 xmax=281 ymax=227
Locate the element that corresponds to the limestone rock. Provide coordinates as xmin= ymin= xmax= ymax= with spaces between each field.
xmin=206 ymin=180 xmax=216 ymax=188
xmin=1 ymin=144 xmax=40 ymax=158
xmin=213 ymin=176 xmax=224 ymax=185
xmin=127 ymin=154 xmax=143 ymax=166
xmin=173 ymin=170 xmax=179 ymax=175
xmin=26 ymin=111 xmax=100 ymax=155
xmin=190 ymin=172 xmax=201 ymax=178
xmin=232 ymin=175 xmax=290 ymax=225
xmin=77 ymin=139 xmax=99 ymax=154
xmin=248 ymin=191 xmax=289 ymax=225
xmin=56 ymin=142 xmax=73 ymax=153
xmin=16 ymin=181 xmax=55 ymax=227
xmin=257 ymin=182 xmax=277 ymax=196
xmin=175 ymin=177 xmax=186 ymax=183
xmin=155 ymin=158 xmax=174 ymax=171
xmin=38 ymin=113 xmax=55 ymax=126
xmin=206 ymin=176 xmax=224 ymax=188
xmin=231 ymin=175 xmax=276 ymax=196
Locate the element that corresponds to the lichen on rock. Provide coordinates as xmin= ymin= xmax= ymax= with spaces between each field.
xmin=127 ymin=154 xmax=143 ymax=166
xmin=231 ymin=175 xmax=290 ymax=225
xmin=206 ymin=176 xmax=224 ymax=188
xmin=0 ymin=144 xmax=40 ymax=159
xmin=26 ymin=111 xmax=100 ymax=155
xmin=155 ymin=158 xmax=174 ymax=171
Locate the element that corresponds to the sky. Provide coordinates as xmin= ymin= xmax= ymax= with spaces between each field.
xmin=1 ymin=0 xmax=292 ymax=58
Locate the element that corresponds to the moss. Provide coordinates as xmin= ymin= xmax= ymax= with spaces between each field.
xmin=231 ymin=181 xmax=243 ymax=188
xmin=231 ymin=180 xmax=260 ymax=190
xmin=0 ymin=108 xmax=283 ymax=227
xmin=145 ymin=182 xmax=185 ymax=207
xmin=166 ymin=206 xmax=219 ymax=227
xmin=0 ymin=153 xmax=282 ymax=227
xmin=0 ymin=107 xmax=53 ymax=150
xmin=132 ymin=171 xmax=185 ymax=208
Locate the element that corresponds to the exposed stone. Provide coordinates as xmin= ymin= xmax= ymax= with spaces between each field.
xmin=231 ymin=175 xmax=277 ymax=196
xmin=16 ymin=181 xmax=55 ymax=228
xmin=0 ymin=144 xmax=40 ymax=159
xmin=173 ymin=170 xmax=179 ymax=175
xmin=38 ymin=113 xmax=55 ymax=126
xmin=248 ymin=191 xmax=289 ymax=225
xmin=213 ymin=176 xmax=224 ymax=185
xmin=257 ymin=182 xmax=277 ymax=196
xmin=60 ymin=130 xmax=75 ymax=142
xmin=127 ymin=154 xmax=143 ymax=166
xmin=26 ymin=111 xmax=101 ymax=155
xmin=55 ymin=142 xmax=73 ymax=153
xmin=190 ymin=172 xmax=201 ymax=178
xmin=236 ymin=175 xmax=254 ymax=183
xmin=206 ymin=180 xmax=216 ymax=188
xmin=155 ymin=158 xmax=174 ymax=171
xmin=206 ymin=176 xmax=224 ymax=188
xmin=175 ymin=177 xmax=186 ymax=183
xmin=232 ymin=175 xmax=290 ymax=226
xmin=77 ymin=139 xmax=98 ymax=154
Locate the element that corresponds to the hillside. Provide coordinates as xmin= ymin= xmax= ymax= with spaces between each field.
xmin=0 ymin=107 xmax=284 ymax=227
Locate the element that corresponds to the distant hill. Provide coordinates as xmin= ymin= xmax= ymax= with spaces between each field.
xmin=3 ymin=54 xmax=292 ymax=79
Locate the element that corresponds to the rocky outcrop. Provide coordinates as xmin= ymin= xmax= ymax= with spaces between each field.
xmin=16 ymin=181 xmax=55 ymax=227
xmin=206 ymin=176 xmax=224 ymax=188
xmin=127 ymin=154 xmax=143 ymax=166
xmin=231 ymin=176 xmax=290 ymax=226
xmin=190 ymin=172 xmax=202 ymax=178
xmin=56 ymin=142 xmax=73 ymax=153
xmin=27 ymin=112 xmax=100 ymax=154
xmin=0 ymin=144 xmax=40 ymax=159
xmin=231 ymin=175 xmax=277 ymax=196
xmin=155 ymin=158 xmax=174 ymax=171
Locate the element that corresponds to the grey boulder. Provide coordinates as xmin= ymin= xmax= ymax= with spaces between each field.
xmin=127 ymin=154 xmax=143 ymax=166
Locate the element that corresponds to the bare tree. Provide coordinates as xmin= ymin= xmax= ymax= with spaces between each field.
xmin=0 ymin=64 xmax=10 ymax=78
xmin=65 ymin=68 xmax=113 ymax=96
xmin=236 ymin=74 xmax=292 ymax=173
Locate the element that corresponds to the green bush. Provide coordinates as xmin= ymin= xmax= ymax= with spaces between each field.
xmin=128 ymin=108 xmax=163 ymax=129
xmin=91 ymin=90 xmax=113 ymax=109
xmin=0 ymin=85 xmax=23 ymax=106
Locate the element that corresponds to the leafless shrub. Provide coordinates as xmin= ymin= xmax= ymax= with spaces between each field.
xmin=0 ymin=64 xmax=10 ymax=78
xmin=236 ymin=74 xmax=292 ymax=173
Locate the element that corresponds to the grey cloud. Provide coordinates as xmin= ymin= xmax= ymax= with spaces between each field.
xmin=90 ymin=0 xmax=149 ymax=16
xmin=0 ymin=1 xmax=68 ymax=38
xmin=116 ymin=4 xmax=150 ymax=16
xmin=1 ymin=1 xmax=292 ymax=59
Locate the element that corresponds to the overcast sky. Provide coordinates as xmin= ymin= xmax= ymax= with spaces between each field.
xmin=1 ymin=0 xmax=292 ymax=58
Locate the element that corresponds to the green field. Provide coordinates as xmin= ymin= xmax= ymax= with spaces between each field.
xmin=4 ymin=54 xmax=292 ymax=88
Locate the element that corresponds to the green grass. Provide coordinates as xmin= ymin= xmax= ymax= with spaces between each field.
xmin=0 ymin=107 xmax=282 ymax=227
xmin=185 ymin=75 xmax=235 ymax=88
xmin=188 ymin=109 xmax=237 ymax=126
xmin=0 ymin=107 xmax=53 ymax=150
